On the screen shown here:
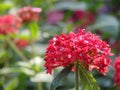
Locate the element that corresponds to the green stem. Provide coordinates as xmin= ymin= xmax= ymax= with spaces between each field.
xmin=6 ymin=36 xmax=27 ymax=61
xmin=37 ymin=82 xmax=42 ymax=90
xmin=75 ymin=61 xmax=79 ymax=90
xmin=28 ymin=23 xmax=35 ymax=57
xmin=30 ymin=39 xmax=35 ymax=57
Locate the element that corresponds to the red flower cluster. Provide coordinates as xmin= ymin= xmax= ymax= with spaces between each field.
xmin=14 ymin=39 xmax=29 ymax=49
xmin=0 ymin=15 xmax=21 ymax=35
xmin=19 ymin=6 xmax=42 ymax=22
xmin=44 ymin=29 xmax=112 ymax=75
xmin=114 ymin=57 xmax=120 ymax=90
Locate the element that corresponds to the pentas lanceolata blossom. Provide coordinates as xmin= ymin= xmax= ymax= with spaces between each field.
xmin=114 ymin=57 xmax=120 ymax=90
xmin=44 ymin=29 xmax=112 ymax=75
xmin=19 ymin=6 xmax=42 ymax=23
xmin=0 ymin=15 xmax=21 ymax=35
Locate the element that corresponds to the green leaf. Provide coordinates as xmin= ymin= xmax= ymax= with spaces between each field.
xmin=79 ymin=70 xmax=86 ymax=87
xmin=53 ymin=1 xmax=87 ymax=11
xmin=4 ymin=77 xmax=18 ymax=90
xmin=88 ymin=14 xmax=119 ymax=37
xmin=50 ymin=65 xmax=72 ymax=90
xmin=78 ymin=64 xmax=100 ymax=90
xmin=79 ymin=66 xmax=92 ymax=90
xmin=0 ymin=1 xmax=13 ymax=12
xmin=29 ymin=22 xmax=39 ymax=40
xmin=0 ymin=67 xmax=35 ymax=76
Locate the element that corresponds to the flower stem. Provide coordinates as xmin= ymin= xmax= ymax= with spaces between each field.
xmin=37 ymin=82 xmax=42 ymax=90
xmin=6 ymin=36 xmax=27 ymax=61
xmin=28 ymin=24 xmax=35 ymax=57
xmin=30 ymin=39 xmax=35 ymax=57
xmin=75 ymin=61 xmax=79 ymax=90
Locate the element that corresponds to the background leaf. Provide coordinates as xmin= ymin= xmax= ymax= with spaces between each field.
xmin=53 ymin=1 xmax=87 ymax=11
xmin=88 ymin=14 xmax=119 ymax=37
xmin=0 ymin=1 xmax=13 ymax=13
xmin=29 ymin=22 xmax=39 ymax=40
xmin=50 ymin=65 xmax=72 ymax=90
xmin=4 ymin=77 xmax=18 ymax=90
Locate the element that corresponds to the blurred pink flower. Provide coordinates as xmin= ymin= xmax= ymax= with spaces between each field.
xmin=72 ymin=10 xmax=95 ymax=25
xmin=114 ymin=56 xmax=120 ymax=90
xmin=19 ymin=6 xmax=42 ymax=22
xmin=14 ymin=39 xmax=29 ymax=49
xmin=47 ymin=11 xmax=63 ymax=24
xmin=97 ymin=5 xmax=110 ymax=14
xmin=44 ymin=29 xmax=112 ymax=75
xmin=0 ymin=15 xmax=21 ymax=35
